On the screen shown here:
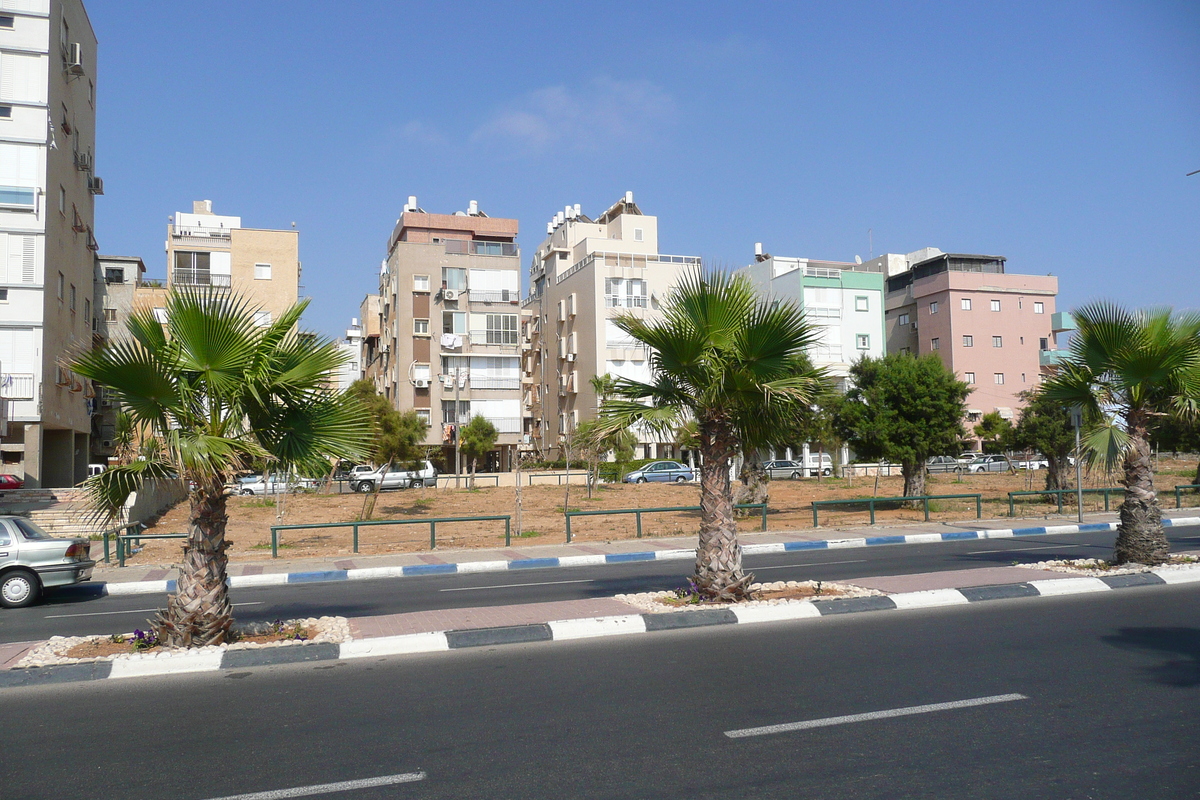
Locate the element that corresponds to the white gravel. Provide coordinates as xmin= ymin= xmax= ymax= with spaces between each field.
xmin=15 ymin=616 xmax=351 ymax=669
xmin=616 ymin=579 xmax=884 ymax=614
xmin=1025 ymin=555 xmax=1200 ymax=577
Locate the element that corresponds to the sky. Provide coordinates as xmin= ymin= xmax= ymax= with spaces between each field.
xmin=87 ymin=1 xmax=1200 ymax=340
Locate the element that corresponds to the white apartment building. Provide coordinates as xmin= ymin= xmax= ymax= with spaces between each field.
xmin=522 ymin=192 xmax=700 ymax=460
xmin=738 ymin=243 xmax=887 ymax=389
xmin=0 ymin=0 xmax=100 ymax=487
xmin=335 ymin=317 xmax=363 ymax=391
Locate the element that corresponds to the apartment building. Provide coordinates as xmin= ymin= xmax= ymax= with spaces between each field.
xmin=879 ymin=248 xmax=1058 ymax=435
xmin=738 ymin=243 xmax=886 ymax=390
xmin=91 ymin=253 xmax=143 ymax=464
xmin=522 ymin=192 xmax=700 ymax=460
xmin=0 ymin=0 xmax=100 ymax=486
xmin=365 ymin=197 xmax=522 ymax=472
xmin=141 ymin=200 xmax=299 ymax=325
xmin=334 ymin=317 xmax=363 ymax=391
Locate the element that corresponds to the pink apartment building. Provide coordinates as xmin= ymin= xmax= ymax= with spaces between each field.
xmin=881 ymin=251 xmax=1058 ymax=444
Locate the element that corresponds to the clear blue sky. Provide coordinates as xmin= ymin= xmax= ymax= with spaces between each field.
xmin=89 ymin=1 xmax=1199 ymax=339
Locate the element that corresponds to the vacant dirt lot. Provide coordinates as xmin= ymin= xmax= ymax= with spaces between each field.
xmin=116 ymin=458 xmax=1198 ymax=566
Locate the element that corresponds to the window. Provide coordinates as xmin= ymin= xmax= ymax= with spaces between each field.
xmin=855 ymin=296 xmax=869 ymax=312
xmin=413 ymin=318 xmax=429 ymax=335
xmin=413 ymin=274 xmax=430 ymax=292
xmin=413 ymin=363 xmax=431 ymax=383
xmin=994 ymin=373 xmax=1005 ymax=385
xmin=0 ymin=106 xmax=11 ymax=119
xmin=442 ymin=267 xmax=466 ymax=291
xmin=992 ymin=336 xmax=1003 ymax=348
xmin=965 ymin=372 xmax=976 ymax=384
xmin=443 ymin=311 xmax=467 ymax=334
xmin=88 ymin=80 xmax=94 ymax=106
xmin=0 ymin=186 xmax=35 ymax=210
xmin=153 ymin=308 xmax=168 ymax=324
xmin=929 ymin=301 xmax=939 ymax=314
xmin=605 ymin=278 xmax=647 ymax=308
xmin=58 ymin=186 xmax=65 ymax=215
xmin=1039 ymin=338 xmax=1049 ymax=351
xmin=634 ymin=228 xmax=643 ymax=242
xmin=898 ymin=313 xmax=910 ymax=326
xmin=415 ymin=409 xmax=431 ymax=426
xmin=931 ymin=337 xmax=940 ymax=350
xmin=1034 ymin=302 xmax=1044 ymax=314
xmin=0 ymin=15 xmax=14 ymax=28
xmin=57 ymin=272 xmax=64 ymax=299
xmin=173 ymin=251 xmax=214 ymax=286
xmin=0 ymin=288 xmax=8 ymax=302
xmin=962 ymin=335 xmax=973 ymax=347
xmin=69 ymin=284 xmax=75 ymax=310
xmin=83 ymin=298 xmax=89 ymax=324
xmin=103 ymin=308 xmax=116 ymax=323
xmin=856 ymin=334 xmax=870 ymax=350
xmin=253 ymin=311 xmax=271 ymax=327
xmin=104 ymin=267 xmax=124 ymax=284
xmin=485 ymin=314 xmax=518 ymax=345
xmin=990 ymin=299 xmax=1001 ymax=312
xmin=254 ymin=263 xmax=272 ymax=280
xmin=961 ymin=298 xmax=972 ymax=310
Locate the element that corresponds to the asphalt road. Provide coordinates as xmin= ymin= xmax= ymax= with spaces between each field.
xmin=2 ymin=523 xmax=1198 ymax=644
xmin=2 ymin=582 xmax=1198 ymax=798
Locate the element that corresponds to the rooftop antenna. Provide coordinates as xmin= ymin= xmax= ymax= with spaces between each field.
xmin=1188 ymin=169 xmax=1200 ymax=176
xmin=868 ymin=228 xmax=873 ymax=259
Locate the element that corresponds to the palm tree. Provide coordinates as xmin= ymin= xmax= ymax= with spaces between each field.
xmin=71 ymin=289 xmax=372 ymax=646
xmin=1043 ymin=302 xmax=1200 ymax=564
xmin=596 ymin=270 xmax=826 ymax=600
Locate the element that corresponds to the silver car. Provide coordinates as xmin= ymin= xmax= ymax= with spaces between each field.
xmin=762 ymin=460 xmax=804 ymax=479
xmin=0 ymin=515 xmax=95 ymax=608
xmin=967 ymin=454 xmax=1012 ymax=473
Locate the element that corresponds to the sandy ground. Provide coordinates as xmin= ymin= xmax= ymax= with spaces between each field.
xmin=119 ymin=459 xmax=1199 ymax=566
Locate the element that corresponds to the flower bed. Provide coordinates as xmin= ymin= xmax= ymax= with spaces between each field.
xmin=1027 ymin=554 xmax=1200 ymax=577
xmin=616 ymin=580 xmax=883 ymax=614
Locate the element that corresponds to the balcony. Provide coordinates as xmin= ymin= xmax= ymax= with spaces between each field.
xmin=444 ymin=240 xmax=519 ymax=257
xmin=556 ymin=251 xmax=702 ymax=285
xmin=468 ymin=289 xmax=520 ymax=304
xmin=172 ymin=270 xmax=231 ymax=288
xmin=171 ymin=226 xmax=232 ymax=248
xmin=468 ymin=376 xmax=520 ymax=390
xmin=1039 ymin=349 xmax=1070 ymax=367
xmin=605 ymin=294 xmax=648 ymax=309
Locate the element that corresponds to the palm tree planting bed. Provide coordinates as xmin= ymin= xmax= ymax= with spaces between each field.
xmin=1025 ymin=555 xmax=1200 ymax=577
xmin=617 ymin=580 xmax=884 ymax=614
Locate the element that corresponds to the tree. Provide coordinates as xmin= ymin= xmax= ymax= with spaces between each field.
xmin=577 ymin=418 xmax=636 ymax=496
xmin=1009 ymin=389 xmax=1076 ymax=491
xmin=834 ymin=353 xmax=971 ymax=501
xmin=459 ymin=415 xmax=498 ymax=487
xmin=71 ymin=289 xmax=371 ymax=646
xmin=1148 ymin=415 xmax=1200 ymax=486
xmin=973 ymin=411 xmax=1012 ymax=455
xmin=596 ymin=270 xmax=826 ymax=600
xmin=1043 ymin=303 xmax=1200 ymax=564
xmin=346 ymin=379 xmax=428 ymax=517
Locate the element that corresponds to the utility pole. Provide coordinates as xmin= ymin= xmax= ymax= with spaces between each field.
xmin=1071 ymin=405 xmax=1084 ymax=523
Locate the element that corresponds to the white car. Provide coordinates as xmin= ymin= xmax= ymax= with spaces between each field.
xmin=351 ymin=461 xmax=438 ymax=492
xmin=238 ymin=475 xmax=314 ymax=495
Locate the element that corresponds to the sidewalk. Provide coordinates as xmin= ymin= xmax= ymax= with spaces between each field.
xmin=91 ymin=508 xmax=1200 ymax=587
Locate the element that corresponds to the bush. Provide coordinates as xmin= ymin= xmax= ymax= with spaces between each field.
xmin=523 ymin=459 xmax=588 ymax=470
xmin=597 ymin=458 xmax=656 ymax=482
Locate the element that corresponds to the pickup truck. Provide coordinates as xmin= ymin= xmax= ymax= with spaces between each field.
xmin=351 ymin=461 xmax=438 ymax=493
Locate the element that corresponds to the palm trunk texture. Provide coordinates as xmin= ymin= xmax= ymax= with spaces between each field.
xmin=155 ymin=480 xmax=234 ymax=646
xmin=694 ymin=420 xmax=753 ymax=600
xmin=1114 ymin=417 xmax=1169 ymax=565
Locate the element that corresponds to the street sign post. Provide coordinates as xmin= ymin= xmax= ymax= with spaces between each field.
xmin=1070 ymin=405 xmax=1084 ymax=522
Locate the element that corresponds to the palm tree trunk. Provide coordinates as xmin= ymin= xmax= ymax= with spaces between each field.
xmin=155 ymin=479 xmax=233 ymax=646
xmin=694 ymin=418 xmax=753 ymax=600
xmin=1114 ymin=413 xmax=1169 ymax=565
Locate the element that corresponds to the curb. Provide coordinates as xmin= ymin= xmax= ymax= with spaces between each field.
xmin=96 ymin=516 xmax=1200 ymax=597
xmin=8 ymin=564 xmax=1199 ymax=690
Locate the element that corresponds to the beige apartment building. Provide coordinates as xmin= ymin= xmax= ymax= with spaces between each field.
xmin=91 ymin=253 xmax=143 ymax=464
xmin=880 ymin=249 xmax=1059 ymax=440
xmin=522 ymin=192 xmax=700 ymax=460
xmin=0 ymin=0 xmax=101 ymax=486
xmin=363 ymin=197 xmax=522 ymax=472
xmin=138 ymin=201 xmax=299 ymax=326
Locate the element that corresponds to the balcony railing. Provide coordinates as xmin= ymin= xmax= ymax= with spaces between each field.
xmin=556 ymin=251 xmax=702 ymax=285
xmin=1039 ymin=349 xmax=1070 ymax=367
xmin=172 ymin=271 xmax=231 ymax=288
xmin=1 ymin=373 xmax=35 ymax=400
xmin=606 ymin=339 xmax=647 ymax=351
xmin=468 ymin=289 xmax=520 ymax=304
xmin=444 ymin=240 xmax=519 ymax=257
xmin=605 ymin=294 xmax=648 ymax=308
xmin=468 ymin=376 xmax=521 ymax=390
xmin=171 ymin=226 xmax=233 ymax=247
xmin=467 ymin=330 xmax=519 ymax=348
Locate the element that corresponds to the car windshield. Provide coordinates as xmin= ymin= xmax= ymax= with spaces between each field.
xmin=12 ymin=517 xmax=54 ymax=541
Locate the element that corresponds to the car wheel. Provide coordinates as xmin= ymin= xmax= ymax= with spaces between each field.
xmin=356 ymin=482 xmax=374 ymax=493
xmin=790 ymin=471 xmax=801 ymax=480
xmin=675 ymin=476 xmax=687 ymax=483
xmin=636 ymin=477 xmax=647 ymax=484
xmin=0 ymin=569 xmax=39 ymax=609
xmin=241 ymin=489 xmax=254 ymax=495
xmin=822 ymin=468 xmax=832 ymax=476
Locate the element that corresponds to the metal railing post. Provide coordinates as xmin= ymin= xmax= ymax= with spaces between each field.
xmin=430 ymin=521 xmax=436 ymax=550
xmin=1057 ymin=491 xmax=1063 ymax=515
xmin=1104 ymin=489 xmax=1111 ymax=512
xmin=812 ymin=503 xmax=820 ymax=528
xmin=923 ymin=497 xmax=930 ymax=521
xmin=271 ymin=527 xmax=278 ymax=559
xmin=353 ymin=524 xmax=359 ymax=554
xmin=1178 ymin=486 xmax=1183 ymax=509
xmin=976 ymin=495 xmax=982 ymax=519
xmin=1009 ymin=494 xmax=1015 ymax=517
xmin=565 ymin=513 xmax=572 ymax=543
xmin=505 ymin=516 xmax=511 ymax=547
xmin=103 ymin=528 xmax=110 ymax=563
xmin=118 ymin=534 xmax=125 ymax=568
xmin=760 ymin=503 xmax=768 ymax=531
xmin=869 ymin=499 xmax=876 ymax=525
xmin=636 ymin=511 xmax=643 ymax=538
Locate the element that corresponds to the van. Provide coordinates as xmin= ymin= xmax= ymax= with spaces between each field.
xmin=801 ymin=452 xmax=834 ymax=477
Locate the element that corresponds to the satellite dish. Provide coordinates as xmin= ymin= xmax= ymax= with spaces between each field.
xmin=854 ymin=255 xmax=862 ymax=264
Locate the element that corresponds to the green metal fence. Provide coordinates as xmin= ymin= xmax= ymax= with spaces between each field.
xmin=100 ymin=521 xmax=145 ymax=565
xmin=269 ymin=514 xmax=513 ymax=557
xmin=116 ymin=532 xmax=187 ymax=567
xmin=1007 ymin=488 xmax=1122 ymax=516
xmin=811 ymin=494 xmax=983 ymax=527
xmin=1176 ymin=484 xmax=1200 ymax=509
xmin=564 ymin=503 xmax=767 ymax=543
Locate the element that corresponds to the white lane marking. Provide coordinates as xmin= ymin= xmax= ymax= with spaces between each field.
xmin=199 ymin=771 xmax=427 ymax=800
xmin=724 ymin=693 xmax=1028 ymax=738
xmin=45 ymin=602 xmax=263 ymax=619
xmin=438 ymin=578 xmax=593 ymax=592
xmin=966 ymin=544 xmax=1079 ymax=555
xmin=751 ymin=560 xmax=867 ymax=570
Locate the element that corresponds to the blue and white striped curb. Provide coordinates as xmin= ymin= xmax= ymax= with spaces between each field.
xmin=8 ymin=564 xmax=1199 ymax=689
xmin=96 ymin=516 xmax=1200 ymax=597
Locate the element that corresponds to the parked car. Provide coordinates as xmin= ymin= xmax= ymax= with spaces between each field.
xmin=238 ymin=475 xmax=314 ymax=495
xmin=1012 ymin=454 xmax=1049 ymax=470
xmin=967 ymin=454 xmax=1012 ymax=473
xmin=0 ymin=516 xmax=94 ymax=608
xmin=623 ymin=461 xmax=695 ymax=483
xmin=763 ymin=455 xmax=834 ymax=478
xmin=351 ymin=461 xmax=438 ymax=493
xmin=925 ymin=455 xmax=964 ymax=474
xmin=957 ymin=452 xmax=979 ymax=464
xmin=762 ymin=460 xmax=804 ymax=479
xmin=0 ymin=474 xmax=23 ymax=490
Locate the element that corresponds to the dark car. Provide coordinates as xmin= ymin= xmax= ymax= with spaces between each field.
xmin=0 ymin=474 xmax=23 ymax=490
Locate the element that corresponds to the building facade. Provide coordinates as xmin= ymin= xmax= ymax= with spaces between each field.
xmin=0 ymin=0 xmax=100 ymax=486
xmin=522 ymin=192 xmax=700 ymax=460
xmin=334 ymin=317 xmax=363 ymax=391
xmin=91 ymin=253 xmax=143 ymax=464
xmin=365 ymin=197 xmax=522 ymax=471
xmin=879 ymin=248 xmax=1058 ymax=436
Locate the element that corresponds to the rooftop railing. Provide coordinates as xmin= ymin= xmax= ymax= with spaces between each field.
xmin=444 ymin=240 xmax=519 ymax=257
xmin=556 ymin=251 xmax=701 ymax=285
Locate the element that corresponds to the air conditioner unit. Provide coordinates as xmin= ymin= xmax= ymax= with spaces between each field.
xmin=74 ymin=151 xmax=92 ymax=172
xmin=66 ymin=43 xmax=85 ymax=75
xmin=101 ymin=440 xmax=112 ymax=449
xmin=910 ymin=323 xmax=918 ymax=332
xmin=566 ymin=353 xmax=576 ymax=362
xmin=443 ymin=375 xmax=455 ymax=389
xmin=88 ymin=176 xmax=104 ymax=195
xmin=443 ymin=289 xmax=459 ymax=301
xmin=413 ymin=378 xmax=429 ymax=389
